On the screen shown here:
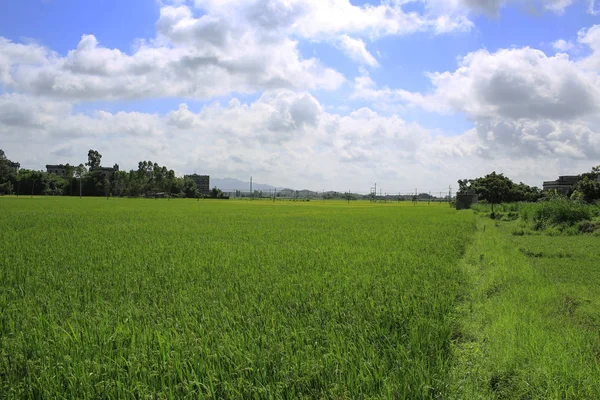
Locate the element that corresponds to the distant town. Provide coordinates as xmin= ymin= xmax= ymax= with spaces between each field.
xmin=2 ymin=148 xmax=599 ymax=203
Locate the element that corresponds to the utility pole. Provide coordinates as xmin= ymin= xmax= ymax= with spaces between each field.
xmin=374 ymin=183 xmax=376 ymax=203
xmin=250 ymin=176 xmax=253 ymax=200
xmin=449 ymin=185 xmax=452 ymax=203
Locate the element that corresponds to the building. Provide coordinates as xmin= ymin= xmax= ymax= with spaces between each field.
xmin=455 ymin=190 xmax=479 ymax=210
xmin=8 ymin=161 xmax=20 ymax=175
xmin=542 ymin=175 xmax=580 ymax=194
xmin=46 ymin=164 xmax=70 ymax=178
xmin=185 ymin=174 xmax=210 ymax=195
xmin=90 ymin=165 xmax=119 ymax=181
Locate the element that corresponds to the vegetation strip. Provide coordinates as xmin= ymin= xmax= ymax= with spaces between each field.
xmin=451 ymin=216 xmax=600 ymax=398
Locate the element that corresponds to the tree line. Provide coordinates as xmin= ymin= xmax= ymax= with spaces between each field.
xmin=0 ymin=149 xmax=209 ymax=198
xmin=458 ymin=167 xmax=600 ymax=209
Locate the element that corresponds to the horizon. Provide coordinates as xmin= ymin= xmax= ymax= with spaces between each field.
xmin=2 ymin=0 xmax=600 ymax=191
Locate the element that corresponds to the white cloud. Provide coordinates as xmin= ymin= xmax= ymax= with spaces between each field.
xmin=190 ymin=0 xmax=473 ymax=39
xmin=425 ymin=0 xmax=573 ymax=17
xmin=356 ymin=45 xmax=600 ymax=121
xmin=352 ymin=74 xmax=452 ymax=113
xmin=0 ymin=37 xmax=49 ymax=86
xmin=0 ymin=0 xmax=486 ymax=103
xmin=336 ymin=35 xmax=379 ymax=67
xmin=0 ymin=90 xmax=487 ymax=191
xmin=0 ymin=3 xmax=347 ymax=102
xmin=353 ymin=34 xmax=600 ymax=162
xmin=426 ymin=47 xmax=600 ymax=121
xmin=552 ymin=39 xmax=575 ymax=52
xmin=3 ymin=1 xmax=600 ymax=191
xmin=3 ymin=87 xmax=598 ymax=191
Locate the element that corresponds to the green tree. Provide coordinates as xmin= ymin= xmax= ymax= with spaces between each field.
xmin=459 ymin=172 xmax=542 ymax=207
xmin=103 ymin=178 xmax=111 ymax=198
xmin=16 ymin=170 xmax=45 ymax=196
xmin=86 ymin=149 xmax=102 ymax=170
xmin=0 ymin=149 xmax=18 ymax=192
xmin=478 ymin=172 xmax=512 ymax=212
xmin=183 ymin=178 xmax=199 ymax=198
xmin=572 ymin=170 xmax=600 ymax=203
xmin=43 ymin=173 xmax=67 ymax=195
xmin=75 ymin=164 xmax=87 ymax=197
xmin=210 ymin=186 xmax=223 ymax=198
xmin=170 ymin=176 xmax=185 ymax=197
xmin=112 ymin=171 xmax=129 ymax=197
xmin=0 ymin=181 xmax=14 ymax=195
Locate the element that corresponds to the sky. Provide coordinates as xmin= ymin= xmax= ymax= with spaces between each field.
xmin=1 ymin=0 xmax=600 ymax=193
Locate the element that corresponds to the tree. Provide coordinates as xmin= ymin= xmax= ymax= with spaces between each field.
xmin=63 ymin=164 xmax=75 ymax=196
xmin=0 ymin=149 xmax=18 ymax=190
xmin=458 ymin=171 xmax=543 ymax=208
xmin=572 ymin=166 xmax=600 ymax=203
xmin=210 ymin=186 xmax=223 ymax=198
xmin=43 ymin=173 xmax=67 ymax=195
xmin=112 ymin=171 xmax=129 ymax=197
xmin=0 ymin=181 xmax=13 ymax=195
xmin=75 ymin=164 xmax=87 ymax=197
xmin=458 ymin=172 xmax=513 ymax=212
xmin=476 ymin=172 xmax=512 ymax=212
xmin=103 ymin=178 xmax=111 ymax=198
xmin=457 ymin=179 xmax=470 ymax=194
xmin=16 ymin=170 xmax=45 ymax=196
xmin=183 ymin=177 xmax=199 ymax=198
xmin=86 ymin=149 xmax=102 ymax=170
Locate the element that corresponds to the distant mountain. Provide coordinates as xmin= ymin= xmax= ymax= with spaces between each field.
xmin=211 ymin=177 xmax=286 ymax=192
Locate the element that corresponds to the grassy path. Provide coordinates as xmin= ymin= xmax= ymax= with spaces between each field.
xmin=451 ymin=217 xmax=600 ymax=398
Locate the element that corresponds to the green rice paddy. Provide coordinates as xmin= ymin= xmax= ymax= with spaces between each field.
xmin=1 ymin=197 xmax=599 ymax=399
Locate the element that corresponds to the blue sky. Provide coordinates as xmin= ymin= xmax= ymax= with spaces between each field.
xmin=1 ymin=0 xmax=599 ymax=191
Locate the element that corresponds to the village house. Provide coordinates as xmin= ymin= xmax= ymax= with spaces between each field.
xmin=542 ymin=175 xmax=580 ymax=194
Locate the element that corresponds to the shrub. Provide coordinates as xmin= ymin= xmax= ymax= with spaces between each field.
xmin=520 ymin=198 xmax=593 ymax=228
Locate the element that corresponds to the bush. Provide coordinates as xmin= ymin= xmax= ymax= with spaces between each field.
xmin=578 ymin=220 xmax=600 ymax=234
xmin=520 ymin=198 xmax=594 ymax=229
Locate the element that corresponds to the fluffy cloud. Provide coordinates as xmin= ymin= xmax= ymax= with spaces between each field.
xmin=0 ymin=0 xmax=484 ymax=103
xmin=189 ymin=0 xmax=473 ymax=39
xmin=3 ymin=87 xmax=596 ymax=191
xmin=353 ymin=32 xmax=600 ymax=162
xmin=0 ymin=90 xmax=491 ymax=191
xmin=336 ymin=36 xmax=379 ymax=67
xmin=0 ymin=38 xmax=49 ymax=86
xmin=426 ymin=47 xmax=600 ymax=121
xmin=425 ymin=0 xmax=574 ymax=17
xmin=4 ymin=1 xmax=599 ymax=190
xmin=0 ymin=30 xmax=343 ymax=101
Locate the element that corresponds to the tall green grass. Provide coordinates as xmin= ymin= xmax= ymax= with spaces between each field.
xmin=451 ymin=217 xmax=600 ymax=398
xmin=0 ymin=198 xmax=474 ymax=398
xmin=473 ymin=199 xmax=600 ymax=233
xmin=520 ymin=198 xmax=597 ymax=228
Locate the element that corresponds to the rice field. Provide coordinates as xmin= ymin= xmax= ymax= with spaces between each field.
xmin=0 ymin=198 xmax=474 ymax=398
